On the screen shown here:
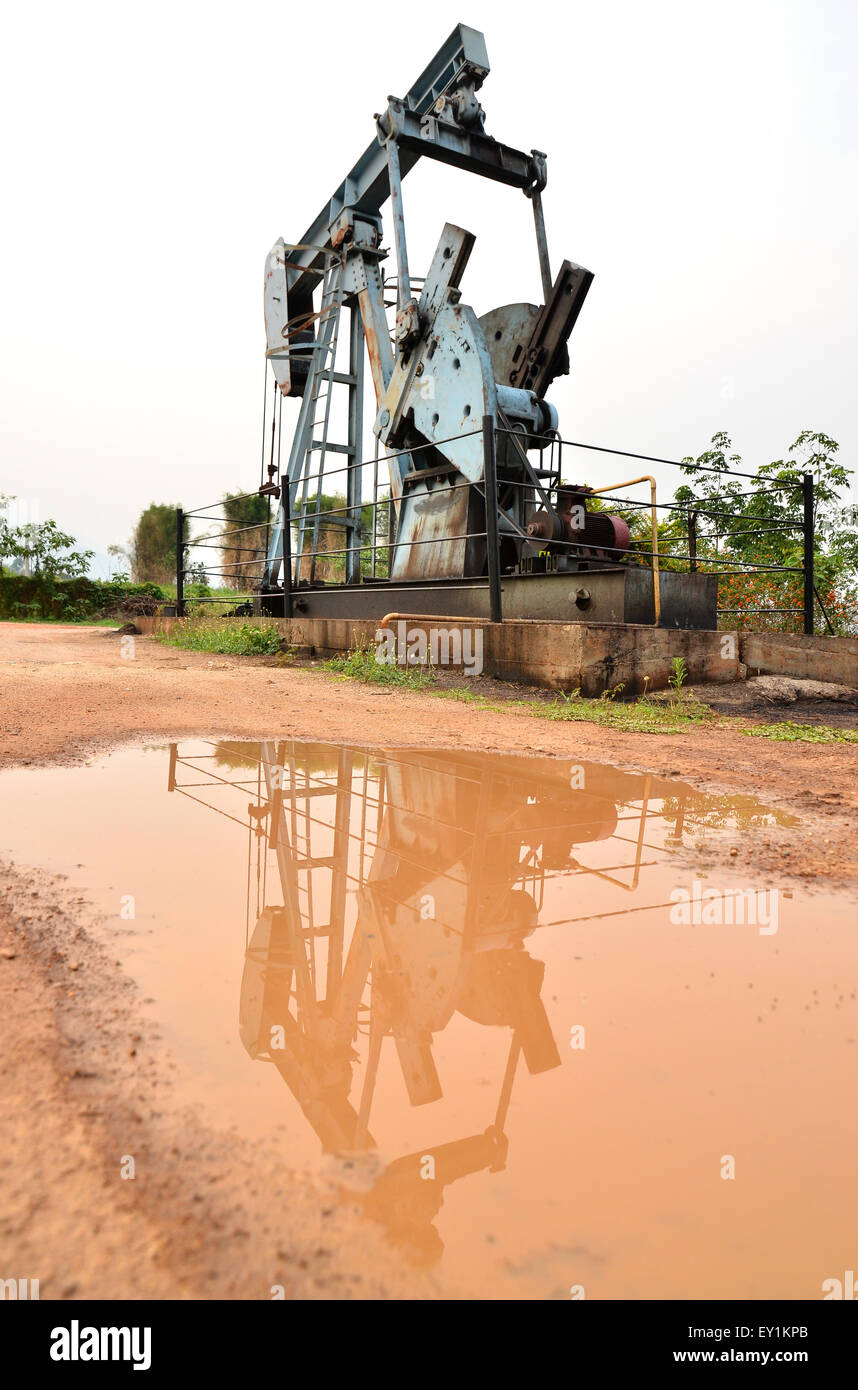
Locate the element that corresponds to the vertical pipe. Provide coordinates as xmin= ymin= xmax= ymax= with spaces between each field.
xmin=688 ymin=510 xmax=698 ymax=573
xmin=483 ymin=415 xmax=503 ymax=623
xmin=531 ymin=191 xmax=553 ymax=302
xmin=175 ymin=508 xmax=185 ymax=617
xmin=630 ymin=775 xmax=652 ymax=890
xmin=494 ymin=1035 xmax=522 ymax=1132
xmin=803 ymin=472 xmax=814 ymax=635
xmin=346 ymin=303 xmax=364 ymax=585
xmin=281 ymin=478 xmax=292 ymax=619
xmin=387 ymin=481 xmax=396 ymax=575
xmin=648 ymin=478 xmax=661 ymax=626
xmin=326 ymin=749 xmax=353 ymax=1000
xmin=463 ymin=771 xmax=493 ymax=946
xmin=372 ymin=433 xmax=379 ymax=579
xmin=386 ymin=139 xmax=411 ymax=308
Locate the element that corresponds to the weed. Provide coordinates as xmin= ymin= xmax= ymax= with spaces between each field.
xmin=669 ymin=656 xmax=688 ymax=696
xmin=599 ymin=682 xmax=625 ymax=702
xmin=525 ymin=691 xmax=714 ymax=733
xmin=741 ymin=721 xmax=858 ymax=744
xmin=158 ymin=617 xmax=285 ymax=656
xmin=324 ymin=640 xmax=438 ymax=691
xmin=326 ymin=643 xmax=714 ymax=731
xmin=434 ymin=686 xmax=489 ymax=705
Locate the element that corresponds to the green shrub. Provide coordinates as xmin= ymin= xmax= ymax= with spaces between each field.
xmin=158 ymin=617 xmax=285 ymax=656
xmin=0 ymin=575 xmax=166 ymax=621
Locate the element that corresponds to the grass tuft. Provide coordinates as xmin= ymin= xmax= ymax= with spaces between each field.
xmin=740 ymin=720 xmax=858 ymax=744
xmin=325 ymin=642 xmax=717 ymax=733
xmin=516 ymin=688 xmax=716 ymax=733
xmin=324 ymin=641 xmax=438 ymax=691
xmin=157 ymin=617 xmax=285 ymax=656
xmin=318 ymin=640 xmax=858 ymax=742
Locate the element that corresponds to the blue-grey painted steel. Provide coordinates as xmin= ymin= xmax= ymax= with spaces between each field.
xmin=261 ymin=23 xmax=596 ymax=599
xmin=280 ymin=25 xmax=541 ymax=304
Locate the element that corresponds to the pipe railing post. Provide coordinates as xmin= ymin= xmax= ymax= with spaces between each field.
xmin=483 ymin=415 xmax=503 ymax=623
xmin=175 ymin=507 xmax=185 ymax=618
xmin=802 ymin=472 xmax=814 ymax=635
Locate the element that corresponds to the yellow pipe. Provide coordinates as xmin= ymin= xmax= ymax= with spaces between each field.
xmin=379 ymin=612 xmax=482 ymax=627
xmin=590 ymin=474 xmax=661 ymax=625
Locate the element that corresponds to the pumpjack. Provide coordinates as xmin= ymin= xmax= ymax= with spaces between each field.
xmin=259 ymin=22 xmax=717 ymax=628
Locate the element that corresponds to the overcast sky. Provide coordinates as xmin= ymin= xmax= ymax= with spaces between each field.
xmin=2 ymin=0 xmax=856 ymax=575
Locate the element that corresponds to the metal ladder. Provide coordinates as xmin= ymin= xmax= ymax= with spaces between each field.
xmin=294 ymin=255 xmax=349 ymax=582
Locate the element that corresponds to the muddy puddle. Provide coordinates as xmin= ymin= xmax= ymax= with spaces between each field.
xmin=1 ymin=740 xmax=856 ymax=1299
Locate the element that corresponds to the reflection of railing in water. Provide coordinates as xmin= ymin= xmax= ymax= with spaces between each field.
xmin=168 ymin=743 xmax=665 ymax=934
xmin=166 ymin=739 xmax=794 ymax=1264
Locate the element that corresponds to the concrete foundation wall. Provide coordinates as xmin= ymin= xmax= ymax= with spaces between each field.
xmin=486 ymin=623 xmax=739 ymax=696
xmin=137 ymin=614 xmax=740 ymax=695
xmin=740 ymin=632 xmax=858 ymax=688
xmin=137 ymin=616 xmax=857 ymax=695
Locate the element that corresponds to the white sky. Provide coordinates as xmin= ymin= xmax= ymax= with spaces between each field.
xmin=2 ymin=0 xmax=856 ymax=575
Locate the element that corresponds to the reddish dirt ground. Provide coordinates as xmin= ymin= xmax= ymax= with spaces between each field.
xmin=0 ymin=621 xmax=856 ymax=1300
xmin=2 ymin=621 xmax=856 ymax=884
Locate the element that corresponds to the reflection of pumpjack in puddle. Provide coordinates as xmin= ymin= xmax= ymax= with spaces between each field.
xmin=166 ymin=741 xmax=733 ymax=1264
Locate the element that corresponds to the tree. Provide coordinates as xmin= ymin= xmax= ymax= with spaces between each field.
xmin=0 ymin=495 xmax=14 ymax=576
xmin=291 ymin=492 xmax=390 ymax=580
xmin=105 ymin=542 xmax=131 ymax=582
xmin=131 ymin=504 xmax=185 ymax=584
xmin=221 ymin=492 xmax=270 ymax=590
xmin=2 ymin=516 xmax=93 ymax=578
xmin=562 ymin=431 xmax=856 ymax=634
xmin=671 ymin=431 xmax=857 ymax=634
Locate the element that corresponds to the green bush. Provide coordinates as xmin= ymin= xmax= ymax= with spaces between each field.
xmin=0 ymin=575 xmax=166 ymax=621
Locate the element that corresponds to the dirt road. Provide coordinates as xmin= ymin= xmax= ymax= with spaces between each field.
xmin=2 ymin=621 xmax=856 ymax=882
xmin=1 ymin=621 xmax=856 ymax=1300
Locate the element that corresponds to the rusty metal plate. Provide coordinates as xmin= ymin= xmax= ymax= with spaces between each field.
xmin=478 ymin=302 xmax=540 ymax=384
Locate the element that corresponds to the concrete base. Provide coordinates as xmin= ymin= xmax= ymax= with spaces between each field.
xmin=740 ymin=632 xmax=858 ymax=689
xmin=137 ymin=615 xmax=858 ymax=695
xmin=139 ymin=614 xmax=744 ymax=696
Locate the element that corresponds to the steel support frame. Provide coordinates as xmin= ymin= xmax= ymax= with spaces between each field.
xmin=262 ymin=24 xmax=551 ymax=609
xmin=483 ymin=416 xmax=503 ymax=622
xmin=279 ymin=24 xmax=510 ymax=305
xmin=346 ymin=305 xmax=364 ymax=585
